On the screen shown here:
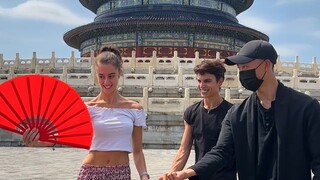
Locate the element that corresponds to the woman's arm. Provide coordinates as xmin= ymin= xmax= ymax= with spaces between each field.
xmin=132 ymin=126 xmax=149 ymax=180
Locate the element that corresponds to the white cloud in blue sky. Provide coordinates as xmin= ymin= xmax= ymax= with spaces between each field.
xmin=276 ymin=43 xmax=313 ymax=59
xmin=288 ymin=17 xmax=320 ymax=42
xmin=241 ymin=18 xmax=313 ymax=59
xmin=0 ymin=0 xmax=91 ymax=26
xmin=236 ymin=15 xmax=314 ymax=59
xmin=237 ymin=0 xmax=320 ymax=62
xmin=0 ymin=0 xmax=94 ymax=59
xmin=237 ymin=15 xmax=281 ymax=35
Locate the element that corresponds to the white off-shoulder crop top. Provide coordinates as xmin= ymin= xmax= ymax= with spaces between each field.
xmin=87 ymin=106 xmax=146 ymax=152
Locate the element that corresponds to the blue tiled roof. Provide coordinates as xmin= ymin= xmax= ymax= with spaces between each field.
xmin=94 ymin=7 xmax=238 ymax=25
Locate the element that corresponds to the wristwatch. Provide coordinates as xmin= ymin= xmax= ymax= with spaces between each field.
xmin=140 ymin=172 xmax=150 ymax=179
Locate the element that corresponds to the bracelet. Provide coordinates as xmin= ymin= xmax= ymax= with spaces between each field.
xmin=140 ymin=172 xmax=150 ymax=179
xmin=52 ymin=137 xmax=57 ymax=151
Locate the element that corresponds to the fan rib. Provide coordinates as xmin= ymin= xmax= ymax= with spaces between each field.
xmin=11 ymin=82 xmax=30 ymax=127
xmin=36 ymin=78 xmax=45 ymax=128
xmin=46 ymin=108 xmax=86 ymax=133
xmin=45 ymin=89 xmax=71 ymax=127
xmin=0 ymin=111 xmax=25 ymax=132
xmin=0 ymin=92 xmax=27 ymax=130
xmin=52 ymin=108 xmax=88 ymax=130
xmin=11 ymin=81 xmax=31 ymax=129
xmin=27 ymin=77 xmax=35 ymax=128
xmin=0 ymin=124 xmax=21 ymax=134
xmin=48 ymin=120 xmax=90 ymax=136
xmin=38 ymin=81 xmax=58 ymax=129
xmin=45 ymin=98 xmax=79 ymax=132
xmin=49 ymin=133 xmax=92 ymax=139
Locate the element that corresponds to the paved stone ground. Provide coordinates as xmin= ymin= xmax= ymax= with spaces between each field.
xmin=0 ymin=147 xmax=195 ymax=180
xmin=0 ymin=147 xmax=315 ymax=180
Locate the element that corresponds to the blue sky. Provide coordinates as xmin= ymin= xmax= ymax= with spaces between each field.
xmin=0 ymin=0 xmax=319 ymax=63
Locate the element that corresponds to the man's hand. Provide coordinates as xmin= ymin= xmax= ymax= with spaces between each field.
xmin=158 ymin=169 xmax=196 ymax=180
xmin=158 ymin=171 xmax=184 ymax=180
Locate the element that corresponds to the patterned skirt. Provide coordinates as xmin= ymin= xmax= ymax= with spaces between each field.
xmin=78 ymin=164 xmax=131 ymax=180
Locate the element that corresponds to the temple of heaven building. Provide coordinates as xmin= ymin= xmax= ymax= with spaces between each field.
xmin=63 ymin=0 xmax=268 ymax=58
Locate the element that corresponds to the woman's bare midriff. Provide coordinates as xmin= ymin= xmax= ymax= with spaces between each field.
xmin=82 ymin=151 xmax=129 ymax=166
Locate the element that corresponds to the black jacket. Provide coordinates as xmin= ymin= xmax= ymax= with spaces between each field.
xmin=190 ymin=83 xmax=320 ymax=180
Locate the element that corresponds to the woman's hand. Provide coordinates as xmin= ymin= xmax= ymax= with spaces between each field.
xmin=159 ymin=169 xmax=195 ymax=180
xmin=22 ymin=128 xmax=39 ymax=147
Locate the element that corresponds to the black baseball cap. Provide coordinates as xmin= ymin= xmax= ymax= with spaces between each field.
xmin=225 ymin=40 xmax=278 ymax=65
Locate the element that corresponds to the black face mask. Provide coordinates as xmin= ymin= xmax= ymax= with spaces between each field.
xmin=239 ymin=61 xmax=266 ymax=92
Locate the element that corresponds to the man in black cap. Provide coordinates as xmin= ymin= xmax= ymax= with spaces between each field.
xmin=160 ymin=40 xmax=320 ymax=180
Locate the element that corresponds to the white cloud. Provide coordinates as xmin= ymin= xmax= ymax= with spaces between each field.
xmin=275 ymin=0 xmax=317 ymax=5
xmin=273 ymin=43 xmax=312 ymax=60
xmin=237 ymin=15 xmax=281 ymax=35
xmin=0 ymin=6 xmax=7 ymax=15
xmin=0 ymin=0 xmax=91 ymax=26
xmin=287 ymin=17 xmax=320 ymax=39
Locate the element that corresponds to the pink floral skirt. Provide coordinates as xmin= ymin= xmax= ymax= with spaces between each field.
xmin=78 ymin=164 xmax=131 ymax=180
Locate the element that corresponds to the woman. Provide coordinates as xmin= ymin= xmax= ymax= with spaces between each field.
xmin=23 ymin=46 xmax=149 ymax=180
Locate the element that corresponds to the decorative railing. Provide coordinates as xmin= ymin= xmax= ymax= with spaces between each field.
xmin=0 ymin=50 xmax=319 ymax=114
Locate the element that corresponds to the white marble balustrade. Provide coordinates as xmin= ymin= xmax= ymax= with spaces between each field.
xmin=1 ymin=51 xmax=319 ymax=90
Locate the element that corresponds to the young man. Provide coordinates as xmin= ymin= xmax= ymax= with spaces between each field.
xmin=161 ymin=40 xmax=320 ymax=180
xmin=161 ymin=60 xmax=236 ymax=180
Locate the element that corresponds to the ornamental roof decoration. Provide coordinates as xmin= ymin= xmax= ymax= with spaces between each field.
xmin=79 ymin=0 xmax=253 ymax=15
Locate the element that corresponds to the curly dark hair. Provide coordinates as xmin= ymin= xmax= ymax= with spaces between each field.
xmin=193 ymin=60 xmax=226 ymax=82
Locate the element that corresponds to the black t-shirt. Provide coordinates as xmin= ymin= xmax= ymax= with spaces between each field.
xmin=256 ymin=100 xmax=277 ymax=180
xmin=184 ymin=99 xmax=236 ymax=180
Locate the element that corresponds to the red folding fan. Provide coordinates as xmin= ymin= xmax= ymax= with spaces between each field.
xmin=0 ymin=75 xmax=93 ymax=149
